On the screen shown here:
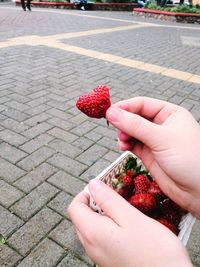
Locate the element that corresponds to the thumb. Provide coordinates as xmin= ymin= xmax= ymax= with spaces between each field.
xmin=89 ymin=179 xmax=142 ymax=226
xmin=106 ymin=107 xmax=162 ymax=148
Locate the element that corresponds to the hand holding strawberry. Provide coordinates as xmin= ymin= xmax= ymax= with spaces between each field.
xmin=106 ymin=97 xmax=200 ymax=219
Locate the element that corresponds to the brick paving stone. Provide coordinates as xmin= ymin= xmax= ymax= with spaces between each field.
xmin=85 ymin=131 xmax=102 ymax=142
xmin=49 ymin=220 xmax=92 ymax=265
xmin=48 ymin=139 xmax=83 ymax=158
xmin=47 ymin=117 xmax=75 ymax=131
xmin=16 ymin=238 xmax=65 ymax=267
xmin=0 ymin=158 xmax=26 ymax=183
xmin=0 ymin=118 xmax=29 ymax=133
xmin=17 ymin=146 xmax=55 ymax=171
xmin=28 ymin=90 xmax=48 ymax=100
xmin=71 ymin=121 xmax=98 ymax=136
xmin=47 ymin=108 xmax=73 ymax=121
xmin=0 ymin=129 xmax=28 ymax=147
xmin=0 ymin=96 xmax=10 ymax=104
xmin=97 ymin=136 xmax=119 ymax=152
xmin=47 ymin=100 xmax=68 ymax=111
xmin=47 ymin=94 xmax=66 ymax=103
xmin=27 ymin=96 xmax=48 ymax=107
xmin=76 ymin=144 xmax=108 ymax=166
xmin=25 ymin=104 xmax=50 ymax=116
xmin=22 ymin=122 xmax=53 ymax=139
xmin=94 ymin=125 xmax=117 ymax=139
xmin=14 ymin=163 xmax=57 ymax=193
xmin=81 ymin=158 xmax=111 ymax=182
xmin=0 ymin=180 xmax=24 ymax=208
xmin=8 ymin=93 xmax=30 ymax=104
xmin=5 ymin=101 xmax=29 ymax=112
xmin=19 ymin=133 xmax=54 ymax=154
xmin=8 ymin=207 xmax=62 ymax=256
xmin=10 ymin=182 xmax=59 ymax=221
xmin=57 ymin=252 xmax=92 ymax=267
xmin=2 ymin=108 xmax=29 ymax=122
xmin=48 ymin=170 xmax=86 ymax=196
xmin=0 ymin=205 xmax=24 ymax=238
xmin=47 ymin=127 xmax=78 ymax=143
xmin=48 ymin=153 xmax=87 ymax=177
xmin=0 ymin=244 xmax=22 ymax=267
xmin=72 ymin=137 xmax=94 ymax=151
xmin=103 ymin=150 xmax=121 ymax=163
xmin=48 ymin=191 xmax=73 ymax=219
xmin=0 ymin=104 xmax=8 ymax=112
xmin=0 ymin=143 xmax=27 ymax=164
xmin=23 ymin=113 xmax=52 ymax=127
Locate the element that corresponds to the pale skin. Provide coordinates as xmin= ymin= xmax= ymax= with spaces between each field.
xmin=68 ymin=96 xmax=200 ymax=267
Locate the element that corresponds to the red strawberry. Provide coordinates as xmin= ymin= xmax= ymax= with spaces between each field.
xmin=148 ymin=181 xmax=166 ymax=200
xmin=134 ymin=174 xmax=151 ymax=194
xmin=160 ymin=198 xmax=185 ymax=226
xmin=76 ymin=85 xmax=111 ymax=119
xmin=123 ymin=175 xmax=133 ymax=187
xmin=128 ymin=193 xmax=157 ymax=215
xmin=157 ymin=218 xmax=177 ymax=234
xmin=126 ymin=170 xmax=135 ymax=178
xmin=117 ymin=186 xmax=131 ymax=200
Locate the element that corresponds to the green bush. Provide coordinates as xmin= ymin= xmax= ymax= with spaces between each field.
xmin=104 ymin=0 xmax=137 ymax=3
xmin=171 ymin=4 xmax=200 ymax=13
xmin=145 ymin=1 xmax=200 ymax=13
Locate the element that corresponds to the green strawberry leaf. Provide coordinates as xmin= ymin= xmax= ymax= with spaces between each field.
xmin=124 ymin=156 xmax=137 ymax=171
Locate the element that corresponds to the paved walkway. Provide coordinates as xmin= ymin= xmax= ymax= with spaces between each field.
xmin=0 ymin=3 xmax=200 ymax=267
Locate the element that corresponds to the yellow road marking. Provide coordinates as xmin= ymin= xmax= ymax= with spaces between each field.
xmin=48 ymin=41 xmax=200 ymax=84
xmin=0 ymin=21 xmax=199 ymax=84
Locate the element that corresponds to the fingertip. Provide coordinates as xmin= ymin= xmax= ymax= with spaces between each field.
xmin=106 ymin=107 xmax=122 ymax=123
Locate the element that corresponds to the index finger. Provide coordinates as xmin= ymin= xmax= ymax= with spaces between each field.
xmin=112 ymin=96 xmax=176 ymax=121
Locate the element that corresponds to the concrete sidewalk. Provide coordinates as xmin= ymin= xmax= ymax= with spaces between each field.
xmin=0 ymin=3 xmax=200 ymax=267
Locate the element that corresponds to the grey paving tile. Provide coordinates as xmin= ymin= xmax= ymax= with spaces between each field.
xmin=0 ymin=129 xmax=28 ymax=147
xmin=16 ymin=238 xmax=65 ymax=267
xmin=48 ymin=170 xmax=86 ymax=196
xmin=0 ymin=205 xmax=24 ymax=238
xmin=48 ymin=191 xmax=73 ymax=219
xmin=47 ymin=127 xmax=78 ymax=143
xmin=14 ymin=163 xmax=57 ymax=193
xmin=47 ymin=153 xmax=87 ymax=177
xmin=8 ymin=207 xmax=62 ymax=256
xmin=76 ymin=144 xmax=108 ymax=166
xmin=0 ymin=244 xmax=22 ymax=267
xmin=0 ymin=118 xmax=29 ymax=133
xmin=19 ymin=133 xmax=54 ymax=154
xmin=17 ymin=147 xmax=55 ymax=171
xmin=49 ymin=220 xmax=92 ymax=264
xmin=22 ymin=122 xmax=53 ymax=139
xmin=48 ymin=138 xmax=83 ymax=158
xmin=0 ymin=143 xmax=27 ymax=164
xmin=0 ymin=180 xmax=24 ymax=208
xmin=10 ymin=182 xmax=59 ymax=221
xmin=57 ymin=252 xmax=92 ymax=267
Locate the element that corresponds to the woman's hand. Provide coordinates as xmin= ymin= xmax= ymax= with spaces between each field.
xmin=68 ymin=179 xmax=192 ymax=267
xmin=106 ymin=97 xmax=200 ymax=218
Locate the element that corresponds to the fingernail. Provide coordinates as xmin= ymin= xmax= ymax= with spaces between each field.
xmin=106 ymin=107 xmax=122 ymax=122
xmin=89 ymin=179 xmax=103 ymax=193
